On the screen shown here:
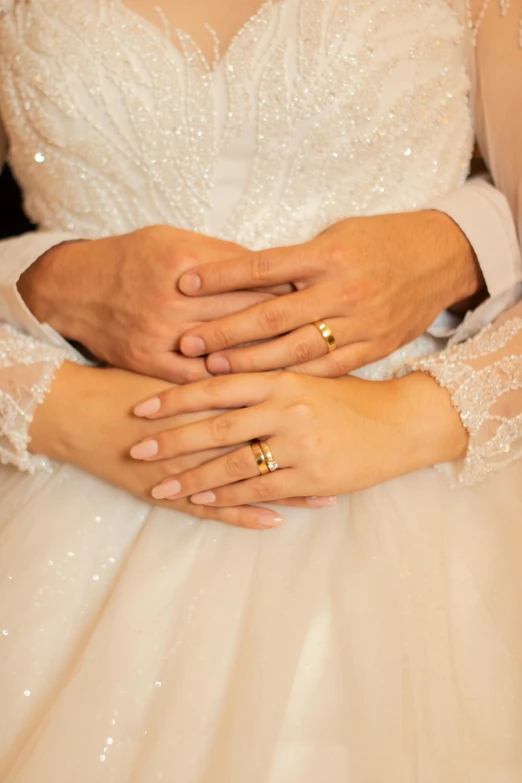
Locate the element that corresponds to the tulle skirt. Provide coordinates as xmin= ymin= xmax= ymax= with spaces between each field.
xmin=1 ymin=458 xmax=521 ymax=782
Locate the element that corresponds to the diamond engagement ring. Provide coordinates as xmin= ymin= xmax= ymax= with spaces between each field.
xmin=251 ymin=439 xmax=279 ymax=474
xmin=259 ymin=440 xmax=279 ymax=472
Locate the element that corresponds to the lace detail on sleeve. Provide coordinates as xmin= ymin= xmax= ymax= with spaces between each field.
xmin=410 ymin=313 xmax=522 ymax=486
xmin=0 ymin=324 xmax=74 ymax=473
xmin=448 ymin=1 xmax=522 ymax=46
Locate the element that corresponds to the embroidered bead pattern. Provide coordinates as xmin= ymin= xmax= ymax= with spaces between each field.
xmin=0 ymin=325 xmax=74 ymax=473
xmin=465 ymin=0 xmax=522 ymax=46
xmin=0 ymin=0 xmax=473 ymax=248
xmin=410 ymin=318 xmax=522 ymax=485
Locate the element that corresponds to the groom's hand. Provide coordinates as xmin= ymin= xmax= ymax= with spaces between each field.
xmin=17 ymin=225 xmax=274 ymax=383
xmin=177 ymin=212 xmax=484 ymax=377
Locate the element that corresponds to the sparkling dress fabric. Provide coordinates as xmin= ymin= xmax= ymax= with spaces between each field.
xmin=0 ymin=1 xmax=522 ymax=781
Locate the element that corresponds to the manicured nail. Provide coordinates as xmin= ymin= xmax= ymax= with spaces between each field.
xmin=130 ymin=439 xmax=159 ymax=460
xmin=257 ymin=512 xmax=286 ymax=528
xmin=182 ymin=336 xmax=206 ymax=357
xmin=134 ymin=397 xmax=161 ymax=417
xmin=151 ymin=479 xmax=181 ymax=500
xmin=208 ymin=355 xmax=230 ymax=375
xmin=190 ymin=490 xmax=217 ymax=505
xmin=306 ymin=496 xmax=338 ymax=508
xmin=180 ymin=274 xmax=201 ymax=294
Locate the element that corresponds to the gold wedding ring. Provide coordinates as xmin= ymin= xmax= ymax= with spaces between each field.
xmin=251 ymin=439 xmax=279 ymax=475
xmin=251 ymin=440 xmax=270 ymax=475
xmin=259 ymin=440 xmax=279 ymax=472
xmin=313 ymin=321 xmax=337 ymax=353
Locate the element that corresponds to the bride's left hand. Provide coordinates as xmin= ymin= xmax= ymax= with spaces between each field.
xmin=131 ymin=371 xmax=468 ymax=512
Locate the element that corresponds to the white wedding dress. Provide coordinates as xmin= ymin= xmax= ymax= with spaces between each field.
xmin=1 ymin=1 xmax=522 ymax=781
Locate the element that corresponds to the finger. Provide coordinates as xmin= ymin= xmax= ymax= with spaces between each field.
xmin=142 ymin=353 xmax=212 ymax=385
xmin=131 ymin=405 xmax=279 ymax=460
xmin=273 ymin=496 xmax=338 ymax=508
xmin=167 ymin=499 xmax=286 ymax=530
xmin=150 ymin=438 xmax=289 ymax=500
xmin=205 ymin=318 xmax=354 ymax=374
xmin=179 ymin=245 xmax=312 ymax=296
xmin=180 ymin=287 xmax=328 ymax=357
xmin=288 ymin=342 xmax=382 ymax=377
xmin=194 ymin=290 xmax=277 ymax=321
xmin=190 ymin=471 xmax=298 ymax=508
xmin=133 ymin=372 xmax=277 ymax=419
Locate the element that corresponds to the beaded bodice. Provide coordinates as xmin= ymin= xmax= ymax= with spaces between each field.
xmin=0 ymin=0 xmax=472 ymax=249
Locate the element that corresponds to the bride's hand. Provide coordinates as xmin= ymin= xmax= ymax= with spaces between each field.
xmin=177 ymin=211 xmax=485 ymax=376
xmin=131 ymin=371 xmax=469 ymax=513
xmin=29 ymin=363 xmax=289 ymax=530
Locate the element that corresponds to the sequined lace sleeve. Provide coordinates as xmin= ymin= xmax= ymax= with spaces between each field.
xmin=0 ymin=324 xmax=75 ymax=473
xmin=412 ymin=301 xmax=522 ymax=485
xmin=0 ymin=120 xmax=79 ymax=473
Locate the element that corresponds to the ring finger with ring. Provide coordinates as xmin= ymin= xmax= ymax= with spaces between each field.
xmin=205 ymin=317 xmax=356 ymax=375
xmin=150 ymin=437 xmax=289 ymax=502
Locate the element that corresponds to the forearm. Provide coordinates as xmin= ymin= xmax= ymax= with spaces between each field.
xmin=401 ymin=209 xmax=485 ymax=312
xmin=29 ymin=363 xmax=173 ymax=463
xmin=393 ymin=371 xmax=469 ymax=473
xmin=28 ymin=361 xmax=101 ymax=461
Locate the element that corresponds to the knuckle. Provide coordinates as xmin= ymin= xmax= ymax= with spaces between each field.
xmin=181 ymin=366 xmax=206 ymax=385
xmin=214 ymin=263 xmax=233 ymax=290
xmin=291 ymin=338 xmax=316 ymax=365
xmin=275 ymin=369 xmax=301 ymax=393
xmin=327 ymin=353 xmax=350 ymax=378
xmin=121 ymin=341 xmax=145 ymax=368
xmin=224 ymin=449 xmax=251 ymax=479
xmin=251 ymin=251 xmax=273 ymax=282
xmin=194 ymin=504 xmax=221 ymax=522
xmin=259 ymin=304 xmax=285 ymax=334
xmin=252 ymin=482 xmax=272 ymax=502
xmin=213 ymin=324 xmax=233 ymax=348
xmin=289 ymin=400 xmax=315 ymax=424
xmin=207 ymin=375 xmax=232 ymax=398
xmin=338 ymin=284 xmax=354 ymax=309
xmin=210 ymin=414 xmax=232 ymax=442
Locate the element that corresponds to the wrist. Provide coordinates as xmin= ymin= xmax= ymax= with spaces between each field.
xmin=29 ymin=362 xmax=99 ymax=461
xmin=394 ymin=371 xmax=468 ymax=469
xmin=17 ymin=240 xmax=90 ymax=339
xmin=425 ymin=210 xmax=486 ymax=310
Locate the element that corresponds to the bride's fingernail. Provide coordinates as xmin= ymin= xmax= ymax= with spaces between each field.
xmin=209 ymin=355 xmax=230 ymax=374
xmin=134 ymin=397 xmax=161 ymax=417
xmin=152 ymin=479 xmax=181 ymax=500
xmin=182 ymin=336 xmax=206 ymax=356
xmin=130 ymin=439 xmax=159 ymax=460
xmin=180 ymin=273 xmax=201 ymax=294
xmin=257 ymin=512 xmax=286 ymax=528
xmin=306 ymin=496 xmax=338 ymax=508
xmin=190 ymin=490 xmax=217 ymax=505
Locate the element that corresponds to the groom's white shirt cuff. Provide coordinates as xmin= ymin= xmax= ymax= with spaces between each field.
xmin=429 ymin=175 xmax=522 ymax=343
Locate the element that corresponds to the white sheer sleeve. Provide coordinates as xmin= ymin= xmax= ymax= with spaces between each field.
xmin=413 ymin=301 xmax=522 ymax=485
xmin=414 ymin=0 xmax=522 ymax=485
xmin=0 ymin=123 xmax=79 ymax=473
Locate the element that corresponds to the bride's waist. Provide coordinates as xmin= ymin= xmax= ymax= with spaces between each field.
xmin=351 ymin=333 xmax=444 ymax=381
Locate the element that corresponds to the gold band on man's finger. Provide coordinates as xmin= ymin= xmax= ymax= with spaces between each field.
xmin=313 ymin=321 xmax=337 ymax=353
